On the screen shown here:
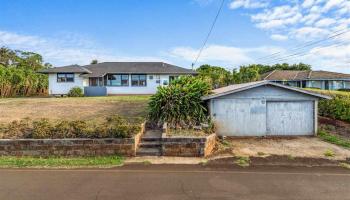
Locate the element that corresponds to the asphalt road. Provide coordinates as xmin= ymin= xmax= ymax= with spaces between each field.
xmin=0 ymin=165 xmax=350 ymax=200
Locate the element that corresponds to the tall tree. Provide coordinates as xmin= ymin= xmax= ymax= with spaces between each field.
xmin=196 ymin=64 xmax=233 ymax=88
xmin=0 ymin=47 xmax=49 ymax=97
xmin=90 ymin=59 xmax=98 ymax=64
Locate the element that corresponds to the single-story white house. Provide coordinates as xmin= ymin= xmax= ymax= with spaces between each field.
xmin=202 ymin=81 xmax=331 ymax=137
xmin=39 ymin=62 xmax=197 ymax=96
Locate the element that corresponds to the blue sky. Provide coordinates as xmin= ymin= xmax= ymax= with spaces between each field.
xmin=0 ymin=0 xmax=349 ymax=72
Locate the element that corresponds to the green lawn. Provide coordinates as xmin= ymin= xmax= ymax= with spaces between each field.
xmin=0 ymin=156 xmax=124 ymax=168
xmin=0 ymin=96 xmax=150 ymax=124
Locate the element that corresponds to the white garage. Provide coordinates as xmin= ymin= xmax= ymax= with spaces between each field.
xmin=202 ymin=81 xmax=330 ymax=136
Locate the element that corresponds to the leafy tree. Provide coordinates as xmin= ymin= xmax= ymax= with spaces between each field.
xmin=0 ymin=47 xmax=49 ymax=97
xmin=196 ymin=64 xmax=233 ymax=88
xmin=90 ymin=59 xmax=98 ymax=64
xmin=196 ymin=63 xmax=312 ymax=88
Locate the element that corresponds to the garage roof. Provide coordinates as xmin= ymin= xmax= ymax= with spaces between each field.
xmin=202 ymin=81 xmax=331 ymax=100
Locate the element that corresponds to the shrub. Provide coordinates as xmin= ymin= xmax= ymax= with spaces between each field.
xmin=0 ymin=115 xmax=141 ymax=139
xmin=102 ymin=115 xmax=141 ymax=138
xmin=305 ymin=88 xmax=350 ymax=123
xmin=67 ymin=87 xmax=84 ymax=97
xmin=32 ymin=118 xmax=53 ymax=139
xmin=3 ymin=118 xmax=32 ymax=139
xmin=53 ymin=120 xmax=72 ymax=138
xmin=318 ymin=97 xmax=350 ymax=122
xmin=148 ymin=76 xmax=211 ymax=127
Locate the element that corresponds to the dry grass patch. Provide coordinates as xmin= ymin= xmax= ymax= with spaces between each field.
xmin=0 ymin=96 xmax=149 ymax=124
xmin=224 ymin=137 xmax=350 ymax=160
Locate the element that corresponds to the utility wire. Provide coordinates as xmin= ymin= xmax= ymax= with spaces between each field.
xmin=255 ymin=28 xmax=350 ymax=63
xmin=192 ymin=0 xmax=225 ymax=69
xmin=262 ymin=42 xmax=348 ymax=65
xmin=261 ymin=38 xmax=349 ymax=65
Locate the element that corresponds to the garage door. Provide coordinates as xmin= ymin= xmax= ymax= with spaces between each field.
xmin=212 ymin=99 xmax=266 ymax=136
xmin=266 ymin=101 xmax=314 ymax=136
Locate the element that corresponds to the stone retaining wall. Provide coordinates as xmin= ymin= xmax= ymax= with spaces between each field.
xmin=0 ymin=122 xmax=146 ymax=157
xmin=161 ymin=123 xmax=217 ymax=157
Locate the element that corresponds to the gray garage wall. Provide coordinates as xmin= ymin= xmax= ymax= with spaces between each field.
xmin=209 ymin=85 xmax=317 ymax=136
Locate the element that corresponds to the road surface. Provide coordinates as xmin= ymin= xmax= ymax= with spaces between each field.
xmin=0 ymin=165 xmax=349 ymax=200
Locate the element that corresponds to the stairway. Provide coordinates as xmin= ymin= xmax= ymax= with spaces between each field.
xmin=136 ymin=130 xmax=162 ymax=156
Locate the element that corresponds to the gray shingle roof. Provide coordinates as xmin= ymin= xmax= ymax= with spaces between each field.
xmin=38 ymin=65 xmax=91 ymax=74
xmin=202 ymin=80 xmax=331 ymax=100
xmin=261 ymin=70 xmax=350 ymax=80
xmin=38 ymin=62 xmax=197 ymax=77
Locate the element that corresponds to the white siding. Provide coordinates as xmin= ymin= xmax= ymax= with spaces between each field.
xmin=106 ymin=74 xmax=170 ymax=95
xmin=48 ymin=73 xmax=86 ymax=95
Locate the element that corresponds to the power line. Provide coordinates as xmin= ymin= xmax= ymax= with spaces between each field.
xmin=255 ymin=28 xmax=350 ymax=63
xmin=192 ymin=0 xmax=225 ymax=69
xmin=261 ymin=39 xmax=348 ymax=65
xmin=262 ymin=42 xmax=348 ymax=65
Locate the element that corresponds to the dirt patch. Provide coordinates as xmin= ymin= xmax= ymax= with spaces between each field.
xmin=208 ymin=155 xmax=345 ymax=167
xmin=214 ymin=137 xmax=350 ymax=160
xmin=319 ymin=116 xmax=350 ymax=140
xmin=0 ymin=96 xmax=149 ymax=124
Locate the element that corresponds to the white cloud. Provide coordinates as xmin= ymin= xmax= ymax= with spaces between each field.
xmin=0 ymin=30 xmax=164 ymax=66
xmin=251 ymin=5 xmax=302 ymax=29
xmin=293 ymin=27 xmax=330 ymax=40
xmin=322 ymin=0 xmax=345 ymax=12
xmin=270 ymin=34 xmax=288 ymax=41
xmin=239 ymin=0 xmax=350 ymax=41
xmin=314 ymin=18 xmax=336 ymax=27
xmin=229 ymin=0 xmax=269 ymax=9
xmin=168 ymin=44 xmax=284 ymax=67
xmin=302 ymin=0 xmax=315 ymax=8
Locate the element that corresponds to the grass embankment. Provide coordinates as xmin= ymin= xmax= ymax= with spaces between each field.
xmin=318 ymin=130 xmax=350 ymax=149
xmin=0 ymin=156 xmax=124 ymax=168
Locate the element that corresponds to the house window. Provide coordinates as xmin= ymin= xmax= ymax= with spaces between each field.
xmin=107 ymin=74 xmax=129 ymax=86
xmin=131 ymin=74 xmax=147 ymax=86
xmin=57 ymin=73 xmax=74 ymax=82
xmin=149 ymin=75 xmax=153 ymax=80
xmin=155 ymin=75 xmax=161 ymax=84
xmin=169 ymin=76 xmax=179 ymax=84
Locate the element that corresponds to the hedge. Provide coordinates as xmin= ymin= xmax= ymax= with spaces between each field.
xmin=0 ymin=115 xmax=142 ymax=139
xmin=305 ymin=88 xmax=350 ymax=123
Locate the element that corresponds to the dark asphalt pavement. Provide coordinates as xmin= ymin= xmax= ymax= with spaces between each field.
xmin=0 ymin=165 xmax=349 ymax=200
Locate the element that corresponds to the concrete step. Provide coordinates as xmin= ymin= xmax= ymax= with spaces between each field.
xmin=136 ymin=147 xmax=162 ymax=156
xmin=141 ymin=137 xmax=162 ymax=142
xmin=139 ymin=141 xmax=162 ymax=148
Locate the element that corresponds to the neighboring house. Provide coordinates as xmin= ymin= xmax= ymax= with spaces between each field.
xmin=202 ymin=81 xmax=330 ymax=136
xmin=39 ymin=62 xmax=197 ymax=96
xmin=261 ymin=70 xmax=350 ymax=90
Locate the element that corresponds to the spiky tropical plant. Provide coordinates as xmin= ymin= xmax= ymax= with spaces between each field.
xmin=148 ymin=76 xmax=211 ymax=127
